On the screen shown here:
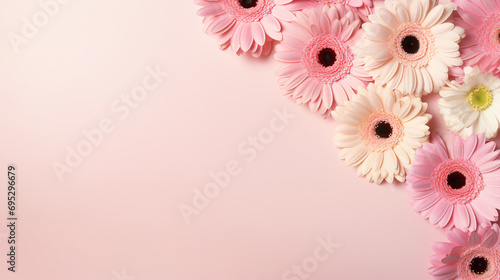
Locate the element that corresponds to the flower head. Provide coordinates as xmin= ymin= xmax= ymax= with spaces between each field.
xmin=358 ymin=0 xmax=465 ymax=96
xmin=195 ymin=0 xmax=297 ymax=57
xmin=429 ymin=224 xmax=500 ymax=280
xmin=439 ymin=66 xmax=500 ymax=140
xmin=407 ymin=134 xmax=500 ymax=232
xmin=453 ymin=0 xmax=500 ymax=77
xmin=332 ymin=83 xmax=431 ymax=184
xmin=275 ymin=5 xmax=372 ymax=116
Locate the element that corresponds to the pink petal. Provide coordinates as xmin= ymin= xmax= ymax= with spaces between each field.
xmin=271 ymin=6 xmax=294 ymax=22
xmin=349 ymin=0 xmax=364 ymax=7
xmin=197 ymin=5 xmax=224 ymax=17
xmin=452 ymin=135 xmax=464 ymax=159
xmin=409 ymin=188 xmax=435 ymax=200
xmin=319 ymin=12 xmax=331 ymax=33
xmin=275 ymin=64 xmax=303 ymax=77
xmin=261 ymin=14 xmax=281 ymax=32
xmin=430 ymin=254 xmax=447 ymax=266
xmin=340 ymin=24 xmax=355 ymax=41
xmin=468 ymin=232 xmax=481 ymax=247
xmin=287 ymin=22 xmax=312 ymax=43
xmin=471 ymin=198 xmax=497 ymax=221
xmin=429 ymin=199 xmax=449 ymax=225
xmin=482 ymin=232 xmax=498 ymax=247
xmin=208 ymin=15 xmax=234 ymax=34
xmin=429 ymin=263 xmax=457 ymax=277
xmin=424 ymin=150 xmax=442 ymax=167
xmin=331 ymin=82 xmax=347 ymax=107
xmin=471 ymin=145 xmax=498 ymax=166
xmin=449 ymin=246 xmax=465 ymax=256
xmin=275 ymin=0 xmax=293 ymax=4
xmin=479 ymin=160 xmax=500 ymax=173
xmin=456 ymin=1 xmax=483 ymax=26
xmin=431 ymin=242 xmax=455 ymax=254
xmin=480 ymin=0 xmax=499 ymax=11
xmin=412 ymin=179 xmax=433 ymax=191
xmin=322 ymin=84 xmax=333 ymax=109
xmin=446 ymin=229 xmax=469 ymax=247
xmin=261 ymin=16 xmax=282 ymax=40
xmin=466 ymin=204 xmax=478 ymax=232
xmin=282 ymin=36 xmax=305 ymax=51
xmin=284 ymin=71 xmax=308 ymax=90
xmin=455 ymin=0 xmax=487 ymax=16
xmin=414 ymin=194 xmax=440 ymax=211
xmin=300 ymin=80 xmax=320 ymax=103
xmin=463 ymin=134 xmax=478 ymax=160
xmin=240 ymin=23 xmax=253 ymax=52
xmin=331 ymin=19 xmax=341 ymax=35
xmin=475 ymin=150 xmax=500 ymax=166
xmin=441 ymin=255 xmax=460 ymax=264
xmin=230 ymin=23 xmax=243 ymax=53
xmin=274 ymin=51 xmax=302 ymax=63
xmin=455 ymin=204 xmax=470 ymax=230
xmin=308 ymin=98 xmax=321 ymax=112
xmin=433 ymin=136 xmax=450 ymax=161
xmin=438 ymin=205 xmax=454 ymax=229
xmin=293 ymin=78 xmax=316 ymax=100
xmin=251 ymin=22 xmax=266 ymax=45
xmin=484 ymin=175 xmax=500 ymax=187
xmin=410 ymin=164 xmax=433 ymax=179
xmin=477 ymin=190 xmax=500 ymax=208
xmin=339 ymin=79 xmax=356 ymax=101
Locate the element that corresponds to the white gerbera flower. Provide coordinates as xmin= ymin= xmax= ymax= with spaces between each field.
xmin=438 ymin=66 xmax=500 ymax=140
xmin=332 ymin=83 xmax=432 ymax=184
xmin=358 ymin=0 xmax=465 ymax=96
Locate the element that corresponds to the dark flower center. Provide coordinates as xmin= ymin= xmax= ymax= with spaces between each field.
xmin=318 ymin=48 xmax=336 ymax=67
xmin=239 ymin=0 xmax=258 ymax=9
xmin=401 ymin=35 xmax=420 ymax=54
xmin=447 ymin=171 xmax=466 ymax=190
xmin=374 ymin=121 xmax=393 ymax=139
xmin=470 ymin=257 xmax=489 ymax=275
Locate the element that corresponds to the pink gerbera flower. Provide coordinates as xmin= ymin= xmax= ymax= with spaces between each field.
xmin=407 ymin=134 xmax=500 ymax=232
xmin=274 ymin=5 xmax=372 ymax=116
xmin=195 ymin=0 xmax=297 ymax=57
xmin=453 ymin=0 xmax=500 ymax=77
xmin=429 ymin=224 xmax=500 ymax=280
xmin=285 ymin=0 xmax=376 ymax=21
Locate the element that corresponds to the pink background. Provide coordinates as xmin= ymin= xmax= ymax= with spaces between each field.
xmin=0 ymin=1 xmax=460 ymax=279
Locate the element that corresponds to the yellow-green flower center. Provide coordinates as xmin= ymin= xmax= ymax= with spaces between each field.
xmin=467 ymin=85 xmax=493 ymax=111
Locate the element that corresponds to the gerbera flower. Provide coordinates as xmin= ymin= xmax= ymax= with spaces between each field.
xmin=275 ymin=5 xmax=372 ymax=116
xmin=453 ymin=0 xmax=500 ymax=78
xmin=439 ymin=66 xmax=500 ymax=140
xmin=429 ymin=224 xmax=500 ymax=280
xmin=358 ymin=0 xmax=465 ymax=96
xmin=285 ymin=0 xmax=375 ymax=21
xmin=195 ymin=0 xmax=296 ymax=57
xmin=332 ymin=83 xmax=432 ymax=184
xmin=407 ymin=134 xmax=500 ymax=232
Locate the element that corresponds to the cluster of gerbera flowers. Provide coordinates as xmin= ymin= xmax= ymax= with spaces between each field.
xmin=196 ymin=0 xmax=500 ymax=278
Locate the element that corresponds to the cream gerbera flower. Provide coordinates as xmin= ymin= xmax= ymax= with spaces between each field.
xmin=332 ymin=83 xmax=432 ymax=184
xmin=358 ymin=0 xmax=465 ymax=96
xmin=439 ymin=66 xmax=500 ymax=140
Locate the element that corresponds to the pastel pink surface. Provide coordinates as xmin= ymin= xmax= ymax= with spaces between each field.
xmin=0 ymin=1 xmax=471 ymax=280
